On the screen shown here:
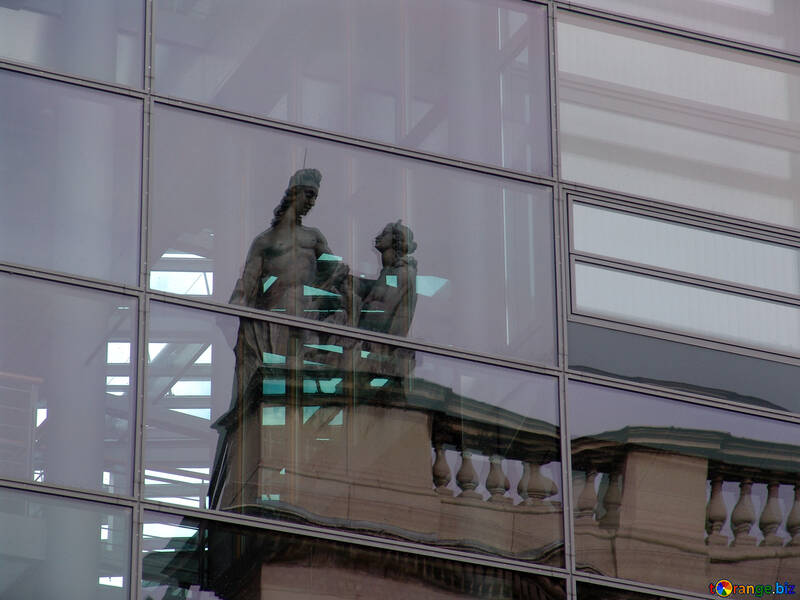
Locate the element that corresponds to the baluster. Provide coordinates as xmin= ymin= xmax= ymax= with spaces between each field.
xmin=520 ymin=462 xmax=554 ymax=505
xmin=759 ymin=481 xmax=783 ymax=546
xmin=706 ymin=475 xmax=728 ymax=546
xmin=518 ymin=462 xmax=532 ymax=503
xmin=486 ymin=456 xmax=510 ymax=503
xmin=432 ymin=445 xmax=452 ymax=496
xmin=575 ymin=469 xmax=598 ymax=519
xmin=731 ymin=478 xmax=757 ymax=546
xmin=787 ymin=483 xmax=800 ymax=546
xmin=599 ymin=471 xmax=622 ymax=530
xmin=456 ymin=450 xmax=481 ymax=499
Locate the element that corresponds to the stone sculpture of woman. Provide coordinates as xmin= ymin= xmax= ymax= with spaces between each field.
xmin=357 ymin=221 xmax=418 ymax=379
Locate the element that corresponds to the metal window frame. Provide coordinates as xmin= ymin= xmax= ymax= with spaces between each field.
xmin=569 ymin=254 xmax=800 ymax=364
xmin=555 ymin=1 xmax=800 ymax=64
xmin=2 ymin=1 xmax=800 ymax=599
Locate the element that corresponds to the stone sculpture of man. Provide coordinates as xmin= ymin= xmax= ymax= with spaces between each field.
xmin=228 ymin=168 xmax=348 ymax=390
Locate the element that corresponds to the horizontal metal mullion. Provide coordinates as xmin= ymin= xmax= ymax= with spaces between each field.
xmin=0 ymin=262 xmax=145 ymax=298
xmin=566 ymin=192 xmax=800 ymax=250
xmin=0 ymin=60 xmax=147 ymax=99
xmin=569 ymin=304 xmax=800 ymax=368
xmin=140 ymin=500 xmax=569 ymax=580
xmin=145 ymin=291 xmax=562 ymax=378
xmin=567 ymin=309 xmax=800 ymax=373
xmin=0 ymin=478 xmax=138 ymax=509
xmin=560 ymin=180 xmax=800 ymax=244
xmin=573 ymin=571 xmax=714 ymax=600
xmin=150 ymin=96 xmax=558 ymax=188
xmin=565 ymin=370 xmax=800 ymax=427
xmin=554 ymin=3 xmax=800 ymax=66
xmin=573 ymin=253 xmax=800 ymax=307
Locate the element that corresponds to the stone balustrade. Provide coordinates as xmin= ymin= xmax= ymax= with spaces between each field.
xmin=571 ymin=427 xmax=800 ymax=589
xmin=209 ymin=365 xmax=564 ymax=562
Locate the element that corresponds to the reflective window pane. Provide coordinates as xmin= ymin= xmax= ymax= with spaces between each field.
xmin=0 ymin=274 xmax=136 ymax=494
xmin=145 ymin=301 xmax=563 ymax=564
xmin=577 ymin=581 xmax=674 ymax=600
xmin=154 ymin=0 xmax=551 ymax=174
xmin=570 ymin=381 xmax=800 ymax=594
xmin=0 ymin=70 xmax=142 ymax=284
xmin=0 ymin=0 xmax=144 ymax=87
xmin=0 ymin=487 xmax=130 ymax=599
xmin=574 ymin=262 xmax=800 ymax=356
xmin=569 ymin=0 xmax=800 ymax=57
xmin=569 ymin=321 xmax=800 ymax=416
xmin=142 ymin=511 xmax=566 ymax=599
xmin=149 ymin=105 xmax=556 ymax=365
xmin=558 ymin=13 xmax=800 ymax=230
xmin=573 ymin=202 xmax=800 ymax=296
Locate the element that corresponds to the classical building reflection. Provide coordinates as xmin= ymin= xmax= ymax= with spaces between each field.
xmin=146 ymin=299 xmax=563 ymax=566
xmin=208 ymin=332 xmax=562 ymax=562
xmin=570 ymin=383 xmax=800 ymax=594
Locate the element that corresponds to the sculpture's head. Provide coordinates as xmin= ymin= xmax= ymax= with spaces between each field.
xmin=376 ymin=221 xmax=417 ymax=256
xmin=274 ymin=169 xmax=322 ymax=225
xmin=287 ymin=168 xmax=322 ymax=193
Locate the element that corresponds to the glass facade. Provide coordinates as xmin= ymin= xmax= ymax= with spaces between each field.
xmin=2 ymin=1 xmax=800 ymax=599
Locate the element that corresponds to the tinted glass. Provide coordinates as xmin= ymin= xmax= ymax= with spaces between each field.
xmin=154 ymin=0 xmax=551 ymax=174
xmin=573 ymin=202 xmax=800 ymax=296
xmin=142 ymin=511 xmax=566 ymax=599
xmin=149 ymin=105 xmax=556 ymax=365
xmin=145 ymin=301 xmax=563 ymax=564
xmin=569 ymin=0 xmax=800 ymax=57
xmin=0 ymin=487 xmax=130 ymax=599
xmin=569 ymin=321 xmax=800 ymax=415
xmin=558 ymin=13 xmax=800 ymax=230
xmin=0 ymin=274 xmax=136 ymax=494
xmin=569 ymin=381 xmax=800 ymax=594
xmin=577 ymin=581 xmax=673 ymax=600
xmin=0 ymin=0 xmax=144 ymax=87
xmin=574 ymin=262 xmax=800 ymax=356
xmin=0 ymin=70 xmax=142 ymax=284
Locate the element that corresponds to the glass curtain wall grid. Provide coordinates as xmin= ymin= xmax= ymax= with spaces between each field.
xmin=2 ymin=1 xmax=800 ymax=599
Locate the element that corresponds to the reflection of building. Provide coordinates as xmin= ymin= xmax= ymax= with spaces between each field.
xmin=572 ymin=426 xmax=800 ymax=590
xmin=2 ymin=1 xmax=800 ymax=599
xmin=208 ymin=355 xmax=562 ymax=561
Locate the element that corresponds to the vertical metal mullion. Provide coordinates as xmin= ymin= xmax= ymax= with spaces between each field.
xmin=133 ymin=2 xmax=155 ymax=598
xmin=144 ymin=0 xmax=155 ymax=94
xmin=131 ymin=503 xmax=144 ymax=600
xmin=131 ymin=293 xmax=150 ymax=600
xmin=547 ymin=0 xmax=560 ymax=184
xmin=548 ymin=2 xmax=578 ymax=596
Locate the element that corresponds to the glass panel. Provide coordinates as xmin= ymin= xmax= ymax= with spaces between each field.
xmin=574 ymin=262 xmax=800 ymax=356
xmin=0 ymin=487 xmax=130 ymax=599
xmin=0 ymin=274 xmax=136 ymax=494
xmin=0 ymin=0 xmax=144 ymax=87
xmin=577 ymin=581 xmax=673 ymax=600
xmin=0 ymin=70 xmax=142 ymax=284
xmin=149 ymin=105 xmax=556 ymax=365
xmin=142 ymin=511 xmax=566 ymax=599
xmin=569 ymin=0 xmax=800 ymax=57
xmin=153 ymin=0 xmax=551 ymax=174
xmin=574 ymin=203 xmax=800 ymax=296
xmin=558 ymin=13 xmax=800 ymax=230
xmin=569 ymin=321 xmax=800 ymax=416
xmin=569 ymin=381 xmax=800 ymax=594
xmin=145 ymin=301 xmax=563 ymax=564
